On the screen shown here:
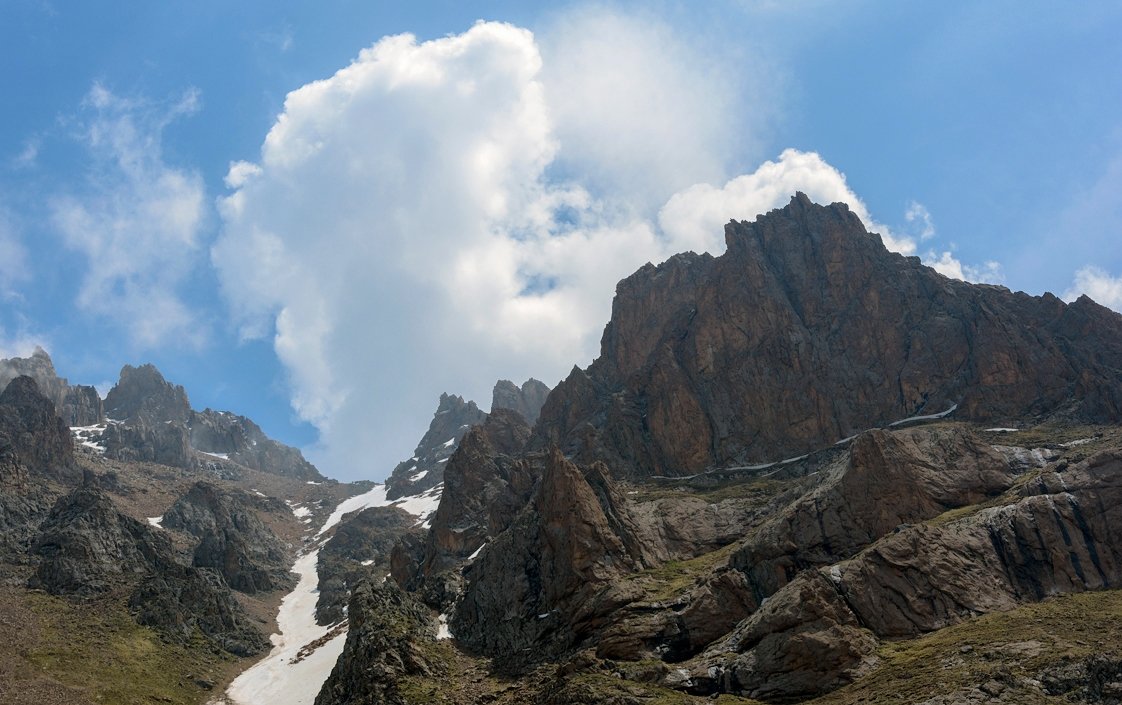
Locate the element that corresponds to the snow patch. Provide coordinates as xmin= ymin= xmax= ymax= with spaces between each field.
xmin=984 ymin=427 xmax=1020 ymax=433
xmin=437 ymin=613 xmax=452 ymax=640
xmin=889 ymin=403 xmax=958 ymax=427
xmin=147 ymin=516 xmax=163 ymax=528
xmin=69 ymin=424 xmax=107 ymax=453
xmin=316 ymin=484 xmax=390 ymax=538
xmin=1062 ymin=438 xmax=1094 ymax=447
xmin=442 ymin=437 xmax=456 ymax=447
xmin=225 ymin=549 xmax=348 ymax=705
xmin=467 ymin=543 xmax=486 ymax=561
xmin=290 ymin=504 xmax=312 ymax=519
xmin=199 ymin=450 xmax=229 ymax=460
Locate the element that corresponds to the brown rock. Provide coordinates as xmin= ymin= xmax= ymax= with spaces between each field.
xmin=731 ymin=425 xmax=1016 ymax=601
xmin=533 ymin=194 xmax=1122 ymax=478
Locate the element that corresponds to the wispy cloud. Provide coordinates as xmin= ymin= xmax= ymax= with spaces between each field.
xmin=50 ymin=84 xmax=208 ymax=348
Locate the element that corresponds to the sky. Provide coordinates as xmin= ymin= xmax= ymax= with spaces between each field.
xmin=1 ymin=1 xmax=1120 ymax=482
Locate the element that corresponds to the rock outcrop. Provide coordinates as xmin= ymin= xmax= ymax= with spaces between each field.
xmin=730 ymin=426 xmax=1017 ymax=602
xmin=315 ymin=579 xmax=441 ymax=705
xmin=161 ymin=481 xmax=293 ymax=594
xmin=28 ymin=477 xmax=268 ymax=655
xmin=104 ymin=364 xmax=191 ymax=425
xmin=29 ymin=478 xmax=169 ymax=595
xmin=397 ymin=409 xmax=537 ymax=608
xmin=691 ymin=447 xmax=1122 ymax=700
xmin=129 ymin=564 xmax=271 ymax=656
xmin=0 ymin=347 xmax=103 ymax=426
xmin=190 ymin=408 xmax=323 ymax=481
xmin=385 ymin=393 xmax=486 ymax=500
xmin=533 ymin=194 xmax=1122 ymax=478
xmin=0 ymin=376 xmax=79 ymax=484
xmin=316 ymin=505 xmax=421 ymax=625
xmin=492 ymin=378 xmax=551 ymax=424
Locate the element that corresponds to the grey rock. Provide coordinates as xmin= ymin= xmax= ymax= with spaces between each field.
xmin=384 ymin=392 xmax=486 ymax=501
xmin=492 ymin=378 xmax=551 ymax=424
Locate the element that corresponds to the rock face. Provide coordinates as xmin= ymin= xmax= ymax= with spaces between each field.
xmin=385 ymin=393 xmax=486 ymax=500
xmin=453 ymin=448 xmax=664 ymax=666
xmin=730 ymin=426 xmax=1017 ymax=602
xmin=0 ymin=376 xmax=79 ymax=484
xmin=0 ymin=347 xmax=103 ymax=426
xmin=396 ymin=409 xmax=537 ymax=608
xmin=692 ymin=447 xmax=1122 ymax=700
xmin=29 ymin=477 xmax=269 ymax=655
xmin=315 ymin=579 xmax=441 ymax=705
xmin=316 ymin=505 xmax=421 ymax=625
xmin=491 ymin=378 xmax=551 ymax=424
xmin=533 ymin=194 xmax=1122 ymax=478
xmin=104 ymin=364 xmax=191 ymax=425
xmin=161 ymin=481 xmax=293 ymax=594
xmin=100 ymin=419 xmax=191 ymax=467
xmin=190 ymin=408 xmax=323 ymax=481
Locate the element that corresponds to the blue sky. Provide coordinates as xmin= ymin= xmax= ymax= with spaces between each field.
xmin=1 ymin=1 xmax=1119 ymax=481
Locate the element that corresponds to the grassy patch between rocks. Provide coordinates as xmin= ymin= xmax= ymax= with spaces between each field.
xmin=808 ymin=588 xmax=1122 ymax=705
xmin=22 ymin=590 xmax=239 ymax=705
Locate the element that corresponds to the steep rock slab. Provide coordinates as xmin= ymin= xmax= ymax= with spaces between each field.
xmin=384 ymin=392 xmax=486 ymax=501
xmin=731 ymin=425 xmax=1016 ymax=601
xmin=397 ymin=409 xmax=537 ymax=608
xmin=533 ymin=194 xmax=1122 ymax=478
xmin=453 ymin=449 xmax=662 ymax=667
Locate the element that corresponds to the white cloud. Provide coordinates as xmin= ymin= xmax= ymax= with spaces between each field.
xmin=537 ymin=7 xmax=767 ymax=212
xmin=1064 ymin=266 xmax=1122 ymax=312
xmin=50 ymin=84 xmax=207 ymax=348
xmin=923 ymin=250 xmax=1004 ymax=284
xmin=658 ymin=148 xmax=911 ymax=255
xmin=213 ymin=19 xmax=939 ymax=481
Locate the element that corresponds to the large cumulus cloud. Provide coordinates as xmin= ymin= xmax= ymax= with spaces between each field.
xmin=213 ymin=19 xmax=963 ymax=480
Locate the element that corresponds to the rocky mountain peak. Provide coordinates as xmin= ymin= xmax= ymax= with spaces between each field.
xmin=535 ymin=194 xmax=1122 ymax=478
xmin=491 ymin=378 xmax=551 ymax=424
xmin=105 ymin=363 xmax=191 ymax=424
xmin=384 ymin=392 xmax=487 ymax=500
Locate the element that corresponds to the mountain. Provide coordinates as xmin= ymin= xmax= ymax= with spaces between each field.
xmin=322 ymin=194 xmax=1122 ymax=705
xmin=533 ymin=193 xmax=1122 ymax=478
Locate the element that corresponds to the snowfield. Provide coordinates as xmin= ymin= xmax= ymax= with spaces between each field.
xmin=218 ymin=478 xmax=438 ymax=705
